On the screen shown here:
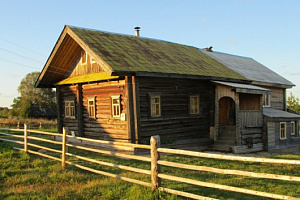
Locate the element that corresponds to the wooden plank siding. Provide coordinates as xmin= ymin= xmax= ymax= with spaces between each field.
xmin=81 ymin=80 xmax=129 ymax=142
xmin=257 ymin=86 xmax=286 ymax=110
xmin=67 ymin=50 xmax=105 ymax=78
xmin=138 ymin=77 xmax=213 ymax=148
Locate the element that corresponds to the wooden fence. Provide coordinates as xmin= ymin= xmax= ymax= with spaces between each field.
xmin=0 ymin=122 xmax=56 ymax=130
xmin=0 ymin=125 xmax=300 ymax=200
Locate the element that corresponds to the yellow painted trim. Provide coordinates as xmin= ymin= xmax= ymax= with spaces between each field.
xmin=55 ymin=72 xmax=119 ymax=85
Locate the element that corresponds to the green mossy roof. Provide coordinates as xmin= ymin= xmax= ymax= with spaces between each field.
xmin=70 ymin=26 xmax=247 ymax=80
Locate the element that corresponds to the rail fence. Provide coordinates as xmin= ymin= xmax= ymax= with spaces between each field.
xmin=0 ymin=122 xmax=56 ymax=130
xmin=0 ymin=125 xmax=300 ymax=200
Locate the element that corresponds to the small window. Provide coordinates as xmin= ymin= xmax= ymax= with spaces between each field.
xmin=190 ymin=95 xmax=199 ymax=114
xmin=65 ymin=100 xmax=75 ymax=118
xmin=280 ymin=122 xmax=286 ymax=140
xmin=150 ymin=96 xmax=161 ymax=117
xmin=111 ymin=96 xmax=121 ymax=118
xmin=291 ymin=121 xmax=295 ymax=136
xmin=91 ymin=57 xmax=96 ymax=64
xmin=263 ymin=94 xmax=271 ymax=107
xmin=88 ymin=98 xmax=96 ymax=118
xmin=81 ymin=51 xmax=87 ymax=65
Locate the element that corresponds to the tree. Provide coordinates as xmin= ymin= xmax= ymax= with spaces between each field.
xmin=287 ymin=92 xmax=300 ymax=114
xmin=11 ymin=71 xmax=56 ymax=118
xmin=18 ymin=71 xmax=56 ymax=106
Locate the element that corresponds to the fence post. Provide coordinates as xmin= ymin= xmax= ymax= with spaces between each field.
xmin=62 ymin=127 xmax=67 ymax=168
xmin=24 ymin=123 xmax=28 ymax=153
xmin=151 ymin=135 xmax=161 ymax=190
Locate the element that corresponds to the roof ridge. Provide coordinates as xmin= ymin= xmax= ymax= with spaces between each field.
xmin=67 ymin=25 xmax=202 ymax=51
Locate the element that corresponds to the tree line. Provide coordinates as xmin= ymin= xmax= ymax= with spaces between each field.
xmin=1 ymin=72 xmax=56 ymax=119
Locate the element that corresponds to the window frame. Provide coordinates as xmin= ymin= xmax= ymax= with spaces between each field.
xmin=65 ymin=100 xmax=75 ymax=119
xmin=280 ymin=122 xmax=287 ymax=140
xmin=150 ymin=96 xmax=161 ymax=117
xmin=291 ymin=121 xmax=295 ymax=136
xmin=189 ymin=95 xmax=200 ymax=115
xmin=81 ymin=51 xmax=87 ymax=65
xmin=263 ymin=94 xmax=271 ymax=107
xmin=111 ymin=95 xmax=121 ymax=118
xmin=87 ymin=97 xmax=96 ymax=119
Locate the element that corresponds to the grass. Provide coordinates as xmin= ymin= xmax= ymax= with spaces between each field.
xmin=0 ymin=130 xmax=300 ymax=200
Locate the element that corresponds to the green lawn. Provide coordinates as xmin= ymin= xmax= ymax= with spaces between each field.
xmin=0 ymin=131 xmax=300 ymax=200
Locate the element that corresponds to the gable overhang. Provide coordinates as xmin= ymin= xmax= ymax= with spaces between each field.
xmin=212 ymin=81 xmax=271 ymax=95
xmin=35 ymin=25 xmax=114 ymax=88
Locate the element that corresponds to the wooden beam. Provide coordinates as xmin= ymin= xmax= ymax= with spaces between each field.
xmin=132 ymin=76 xmax=141 ymax=143
xmin=77 ymin=84 xmax=84 ymax=137
xmin=56 ymin=85 xmax=63 ymax=134
xmin=125 ymin=76 xmax=135 ymax=143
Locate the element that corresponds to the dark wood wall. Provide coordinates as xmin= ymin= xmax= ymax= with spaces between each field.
xmin=137 ymin=77 xmax=213 ymax=148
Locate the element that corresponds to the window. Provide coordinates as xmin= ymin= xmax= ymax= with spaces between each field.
xmin=88 ymin=98 xmax=96 ymax=118
xmin=65 ymin=101 xmax=75 ymax=118
xmin=91 ymin=57 xmax=96 ymax=64
xmin=263 ymin=94 xmax=271 ymax=107
xmin=291 ymin=121 xmax=295 ymax=136
xmin=150 ymin=96 xmax=161 ymax=117
xmin=111 ymin=96 xmax=121 ymax=118
xmin=190 ymin=95 xmax=199 ymax=114
xmin=81 ymin=51 xmax=87 ymax=65
xmin=280 ymin=122 xmax=286 ymax=139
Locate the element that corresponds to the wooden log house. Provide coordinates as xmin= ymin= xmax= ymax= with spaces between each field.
xmin=35 ymin=26 xmax=300 ymax=153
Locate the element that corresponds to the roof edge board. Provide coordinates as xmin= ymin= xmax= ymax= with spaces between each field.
xmin=35 ymin=25 xmax=69 ymax=88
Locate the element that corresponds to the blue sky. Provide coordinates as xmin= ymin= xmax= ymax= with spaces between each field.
xmin=1 ymin=0 xmax=300 ymax=108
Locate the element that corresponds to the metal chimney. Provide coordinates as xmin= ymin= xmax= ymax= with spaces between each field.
xmin=134 ymin=27 xmax=140 ymax=37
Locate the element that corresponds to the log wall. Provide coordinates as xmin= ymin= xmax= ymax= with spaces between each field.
xmin=61 ymin=85 xmax=78 ymax=134
xmin=82 ymin=80 xmax=128 ymax=142
xmin=138 ymin=77 xmax=213 ymax=148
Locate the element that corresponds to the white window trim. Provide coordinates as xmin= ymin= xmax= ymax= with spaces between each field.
xmin=111 ymin=95 xmax=121 ymax=118
xmin=190 ymin=95 xmax=200 ymax=114
xmin=150 ymin=96 xmax=161 ymax=117
xmin=291 ymin=121 xmax=295 ymax=136
xmin=280 ymin=122 xmax=287 ymax=140
xmin=88 ymin=97 xmax=96 ymax=119
xmin=263 ymin=94 xmax=271 ymax=107
xmin=65 ymin=100 xmax=75 ymax=119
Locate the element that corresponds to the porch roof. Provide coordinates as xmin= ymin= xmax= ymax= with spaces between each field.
xmin=212 ymin=81 xmax=271 ymax=95
xmin=263 ymin=107 xmax=300 ymax=120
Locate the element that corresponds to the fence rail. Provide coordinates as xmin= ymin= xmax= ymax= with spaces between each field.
xmin=0 ymin=125 xmax=300 ymax=200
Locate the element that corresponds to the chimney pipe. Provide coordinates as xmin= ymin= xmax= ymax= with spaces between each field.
xmin=134 ymin=27 xmax=140 ymax=37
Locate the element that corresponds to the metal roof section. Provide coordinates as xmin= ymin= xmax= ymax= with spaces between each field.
xmin=212 ymin=81 xmax=271 ymax=94
xmin=201 ymin=50 xmax=294 ymax=88
xmin=263 ymin=107 xmax=300 ymax=119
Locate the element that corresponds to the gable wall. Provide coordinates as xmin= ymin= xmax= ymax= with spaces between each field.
xmin=67 ymin=50 xmax=105 ymax=78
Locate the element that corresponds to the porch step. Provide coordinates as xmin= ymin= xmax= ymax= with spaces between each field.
xmin=211 ymin=144 xmax=232 ymax=152
xmin=211 ymin=125 xmax=236 ymax=152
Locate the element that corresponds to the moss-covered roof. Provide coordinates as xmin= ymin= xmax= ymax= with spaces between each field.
xmin=70 ymin=26 xmax=246 ymax=80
